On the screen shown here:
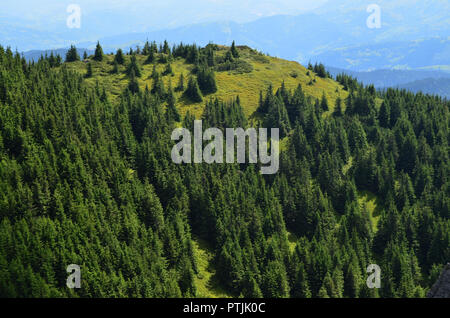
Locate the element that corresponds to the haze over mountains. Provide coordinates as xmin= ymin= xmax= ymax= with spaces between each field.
xmin=3 ymin=0 xmax=450 ymax=96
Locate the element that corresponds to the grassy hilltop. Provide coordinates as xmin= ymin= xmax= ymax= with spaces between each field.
xmin=64 ymin=45 xmax=348 ymax=119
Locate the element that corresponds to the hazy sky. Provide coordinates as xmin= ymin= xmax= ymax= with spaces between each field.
xmin=2 ymin=0 xmax=329 ymax=30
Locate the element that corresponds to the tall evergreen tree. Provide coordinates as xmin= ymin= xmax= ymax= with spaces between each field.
xmin=197 ymin=67 xmax=217 ymax=95
xmin=65 ymin=45 xmax=80 ymax=62
xmin=127 ymin=54 xmax=141 ymax=77
xmin=231 ymin=41 xmax=239 ymax=58
xmin=184 ymin=77 xmax=203 ymax=102
xmin=176 ymin=73 xmax=185 ymax=92
xmin=85 ymin=62 xmax=93 ymax=78
xmin=93 ymin=41 xmax=104 ymax=61
xmin=128 ymin=69 xmax=140 ymax=93
xmin=114 ymin=48 xmax=125 ymax=65
xmin=166 ymin=83 xmax=181 ymax=122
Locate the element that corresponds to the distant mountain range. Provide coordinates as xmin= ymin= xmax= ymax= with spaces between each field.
xmin=22 ymin=48 xmax=94 ymax=62
xmin=397 ymin=78 xmax=450 ymax=98
xmin=3 ymin=0 xmax=449 ymax=73
xmin=327 ymin=67 xmax=450 ymax=98
xmin=326 ymin=67 xmax=450 ymax=87
xmin=314 ymin=38 xmax=450 ymax=71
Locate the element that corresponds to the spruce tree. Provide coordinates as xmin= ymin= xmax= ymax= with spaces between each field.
xmin=85 ymin=62 xmax=93 ymax=78
xmin=320 ymin=92 xmax=329 ymax=111
xmin=166 ymin=84 xmax=181 ymax=122
xmin=151 ymin=72 xmax=166 ymax=97
xmin=146 ymin=50 xmax=156 ymax=64
xmin=176 ymin=73 xmax=185 ymax=92
xmin=379 ymin=101 xmax=391 ymax=128
xmin=163 ymin=63 xmax=173 ymax=76
xmin=65 ymin=45 xmax=80 ymax=62
xmin=163 ymin=40 xmax=170 ymax=54
xmin=231 ymin=41 xmax=239 ymax=58
xmin=112 ymin=61 xmax=119 ymax=74
xmin=185 ymin=77 xmax=203 ymax=103
xmin=114 ymin=48 xmax=125 ymax=65
xmin=128 ymin=69 xmax=140 ymax=93
xmin=151 ymin=65 xmax=158 ymax=80
xmin=127 ymin=54 xmax=141 ymax=77
xmin=143 ymin=41 xmax=151 ymax=55
xmin=333 ymin=97 xmax=343 ymax=117
xmin=93 ymin=41 xmax=104 ymax=61
xmin=197 ymin=67 xmax=217 ymax=95
xmin=224 ymin=50 xmax=234 ymax=63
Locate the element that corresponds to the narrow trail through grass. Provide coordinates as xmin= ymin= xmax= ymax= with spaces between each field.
xmin=191 ymin=236 xmax=233 ymax=298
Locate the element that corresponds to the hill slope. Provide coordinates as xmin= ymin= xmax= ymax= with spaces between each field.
xmin=64 ymin=45 xmax=347 ymax=119
xmin=0 ymin=42 xmax=448 ymax=299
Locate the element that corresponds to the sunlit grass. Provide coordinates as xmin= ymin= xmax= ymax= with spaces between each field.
xmin=357 ymin=190 xmax=382 ymax=233
xmin=64 ymin=46 xmax=348 ymax=121
xmin=191 ymin=236 xmax=233 ymax=298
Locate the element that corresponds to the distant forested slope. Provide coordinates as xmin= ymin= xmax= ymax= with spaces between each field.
xmin=397 ymin=78 xmax=450 ymax=99
xmin=327 ymin=67 xmax=450 ymax=98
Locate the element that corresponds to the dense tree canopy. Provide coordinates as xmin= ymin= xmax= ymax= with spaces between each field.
xmin=0 ymin=43 xmax=448 ymax=299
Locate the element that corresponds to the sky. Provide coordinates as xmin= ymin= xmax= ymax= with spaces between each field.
xmin=1 ymin=0 xmax=329 ymax=31
xmin=2 ymin=0 xmax=448 ymax=54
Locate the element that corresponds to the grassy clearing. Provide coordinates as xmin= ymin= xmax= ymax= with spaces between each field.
xmin=191 ymin=236 xmax=233 ymax=298
xmin=357 ymin=190 xmax=382 ymax=233
xmin=64 ymin=46 xmax=348 ymax=120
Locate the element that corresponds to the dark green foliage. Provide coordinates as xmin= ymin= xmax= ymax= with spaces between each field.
xmin=215 ymin=57 xmax=253 ymax=74
xmin=128 ymin=69 xmax=140 ymax=93
xmin=166 ymin=84 xmax=180 ymax=122
xmin=112 ymin=61 xmax=119 ymax=74
xmin=320 ymin=92 xmax=329 ymax=111
xmin=0 ymin=43 xmax=448 ymax=299
xmin=184 ymin=77 xmax=203 ymax=102
xmin=197 ymin=67 xmax=217 ymax=95
xmin=151 ymin=64 xmax=158 ymax=80
xmin=114 ymin=48 xmax=125 ymax=65
xmin=186 ymin=45 xmax=199 ymax=64
xmin=333 ymin=97 xmax=343 ymax=117
xmin=258 ymin=84 xmax=291 ymax=138
xmin=206 ymin=47 xmax=216 ymax=67
xmin=231 ymin=41 xmax=239 ymax=58
xmin=176 ymin=73 xmax=185 ymax=92
xmin=151 ymin=72 xmax=166 ymax=97
xmin=202 ymin=97 xmax=247 ymax=129
xmin=93 ymin=41 xmax=104 ymax=61
xmin=65 ymin=45 xmax=79 ymax=62
xmin=145 ymin=50 xmax=156 ymax=64
xmin=127 ymin=54 xmax=141 ymax=78
xmin=159 ymin=54 xmax=168 ymax=64
xmin=85 ymin=62 xmax=93 ymax=78
xmin=48 ymin=53 xmax=62 ymax=67
xmin=313 ymin=63 xmax=329 ymax=78
xmin=162 ymin=40 xmax=170 ymax=55
xmin=142 ymin=41 xmax=151 ymax=55
xmin=163 ymin=63 xmax=173 ymax=76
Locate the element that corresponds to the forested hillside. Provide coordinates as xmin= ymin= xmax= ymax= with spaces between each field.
xmin=0 ymin=42 xmax=448 ymax=298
